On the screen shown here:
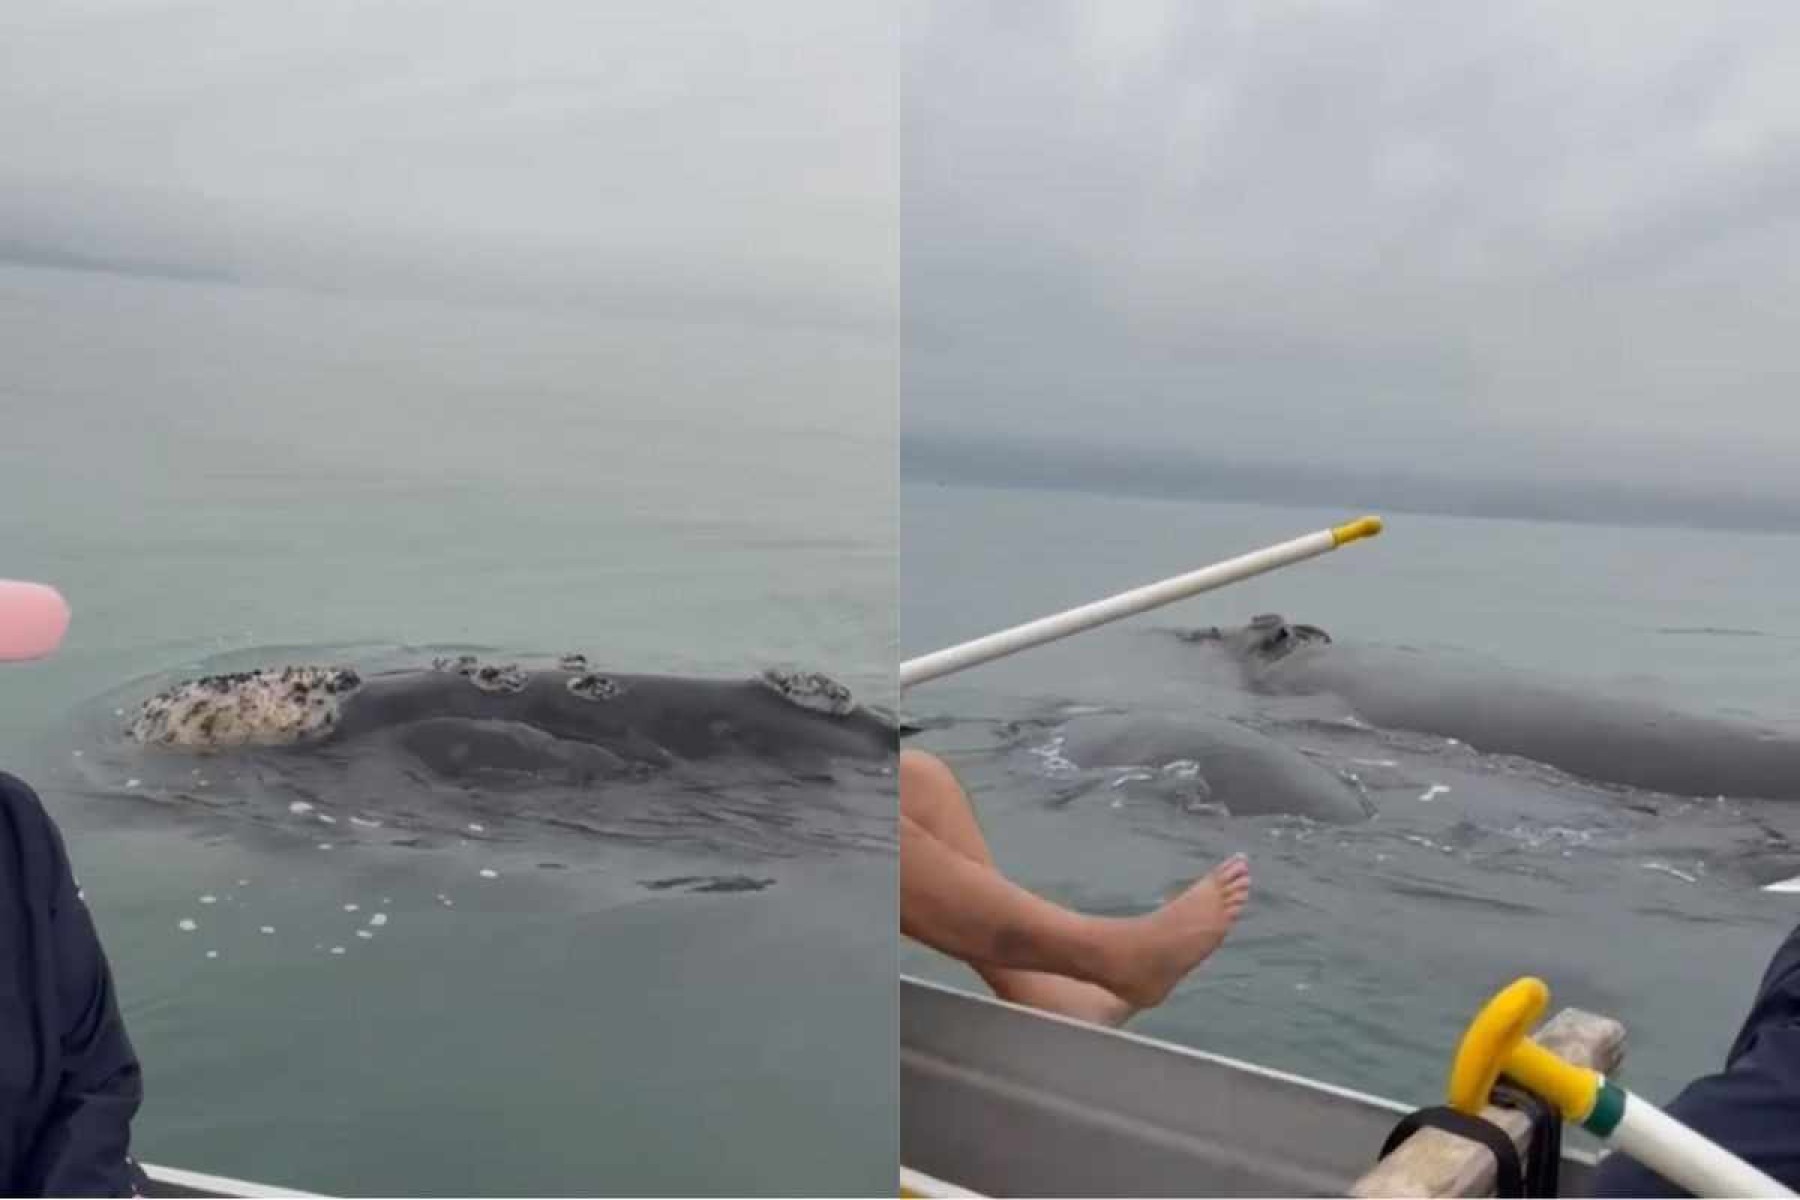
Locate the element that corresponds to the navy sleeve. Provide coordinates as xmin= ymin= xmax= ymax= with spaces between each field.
xmin=0 ymin=773 xmax=144 ymax=1198
xmin=1589 ymin=923 xmax=1800 ymax=1197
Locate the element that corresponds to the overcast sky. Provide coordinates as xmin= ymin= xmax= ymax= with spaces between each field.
xmin=904 ymin=2 xmax=1800 ymax=497
xmin=1 ymin=1 xmax=895 ymax=331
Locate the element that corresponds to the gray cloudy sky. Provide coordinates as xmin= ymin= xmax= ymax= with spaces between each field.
xmin=1 ymin=1 xmax=895 ymax=329
xmin=904 ymin=2 xmax=1800 ymax=498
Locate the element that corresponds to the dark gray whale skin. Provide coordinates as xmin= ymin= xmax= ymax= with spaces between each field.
xmin=1053 ymin=711 xmax=1372 ymax=823
xmin=335 ymin=670 xmax=895 ymax=766
xmin=128 ymin=661 xmax=897 ymax=772
xmin=1184 ymin=614 xmax=1800 ymax=802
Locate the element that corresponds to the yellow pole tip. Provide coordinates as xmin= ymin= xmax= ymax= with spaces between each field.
xmin=1332 ymin=515 xmax=1384 ymax=546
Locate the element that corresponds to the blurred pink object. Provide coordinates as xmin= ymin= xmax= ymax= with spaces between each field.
xmin=0 ymin=581 xmax=71 ymax=661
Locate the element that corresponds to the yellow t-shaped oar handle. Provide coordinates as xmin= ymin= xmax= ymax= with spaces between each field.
xmin=1447 ymin=976 xmax=1606 ymax=1125
xmin=1445 ymin=977 xmax=1794 ymax=1198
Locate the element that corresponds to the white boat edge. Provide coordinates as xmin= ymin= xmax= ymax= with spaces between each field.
xmin=901 ymin=1165 xmax=985 ymax=1198
xmin=143 ymin=1163 xmax=326 ymax=1198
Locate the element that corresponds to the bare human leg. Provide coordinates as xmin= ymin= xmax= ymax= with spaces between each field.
xmin=900 ymin=748 xmax=1250 ymax=1020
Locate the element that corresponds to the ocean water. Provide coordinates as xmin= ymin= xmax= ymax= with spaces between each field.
xmin=0 ymin=264 xmax=897 ymax=1196
xmin=901 ymin=478 xmax=1800 ymax=1113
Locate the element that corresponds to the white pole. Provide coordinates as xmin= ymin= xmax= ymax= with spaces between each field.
xmin=899 ymin=516 xmax=1382 ymax=690
xmin=1609 ymin=1096 xmax=1792 ymax=1198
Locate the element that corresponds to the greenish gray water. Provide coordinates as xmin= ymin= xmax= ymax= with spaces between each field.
xmin=902 ymin=479 xmax=1800 ymax=1112
xmin=0 ymin=263 xmax=897 ymax=1196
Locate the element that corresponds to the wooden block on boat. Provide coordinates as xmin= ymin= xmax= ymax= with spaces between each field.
xmin=1349 ymin=1008 xmax=1626 ymax=1198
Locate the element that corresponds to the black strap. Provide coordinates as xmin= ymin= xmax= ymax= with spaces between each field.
xmin=1492 ymin=1083 xmax=1563 ymax=1199
xmin=1379 ymin=1105 xmax=1526 ymax=1198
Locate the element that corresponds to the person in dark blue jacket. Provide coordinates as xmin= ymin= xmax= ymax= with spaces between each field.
xmin=0 ymin=770 xmax=146 ymax=1196
xmin=2 ymin=579 xmax=144 ymax=1194
xmin=1590 ymin=922 xmax=1800 ymax=1196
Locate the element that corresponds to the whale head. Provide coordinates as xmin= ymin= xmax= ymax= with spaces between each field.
xmin=1178 ymin=613 xmax=1332 ymax=666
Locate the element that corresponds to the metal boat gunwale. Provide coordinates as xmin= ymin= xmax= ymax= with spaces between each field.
xmin=901 ymin=972 xmax=1603 ymax=1198
xmin=905 ymin=973 xmax=1419 ymax=1113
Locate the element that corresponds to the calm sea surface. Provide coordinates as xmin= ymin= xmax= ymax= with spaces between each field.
xmin=903 ymin=477 xmax=1800 ymax=1113
xmin=0 ymin=263 xmax=897 ymax=1196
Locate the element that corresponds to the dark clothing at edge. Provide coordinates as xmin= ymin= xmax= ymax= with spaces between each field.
xmin=1590 ymin=921 xmax=1800 ymax=1196
xmin=0 ymin=771 xmax=143 ymax=1196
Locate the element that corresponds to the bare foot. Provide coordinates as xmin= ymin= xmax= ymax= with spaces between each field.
xmin=1091 ymin=854 xmax=1251 ymax=1010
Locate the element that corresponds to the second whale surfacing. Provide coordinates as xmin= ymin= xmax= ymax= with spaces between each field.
xmin=1181 ymin=614 xmax=1800 ymax=803
xmin=1045 ymin=710 xmax=1373 ymax=823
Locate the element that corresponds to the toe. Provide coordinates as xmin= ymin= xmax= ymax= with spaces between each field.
xmin=1211 ymin=856 xmax=1251 ymax=885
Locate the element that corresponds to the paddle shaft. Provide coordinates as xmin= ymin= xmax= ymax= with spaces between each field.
xmin=899 ymin=517 xmax=1381 ymax=689
xmin=1607 ymin=1092 xmax=1792 ymax=1198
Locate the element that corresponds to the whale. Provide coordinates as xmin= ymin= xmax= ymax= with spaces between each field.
xmin=1044 ymin=710 xmax=1373 ymax=823
xmin=1180 ymin=614 xmax=1800 ymax=802
xmin=127 ymin=655 xmax=897 ymax=775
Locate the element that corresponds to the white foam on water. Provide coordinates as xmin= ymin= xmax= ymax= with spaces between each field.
xmin=125 ymin=778 xmax=140 ymax=788
xmin=343 ymin=904 xmax=359 ymax=913
xmin=1763 ymin=875 xmax=1800 ymax=894
xmin=316 ymin=813 xmax=338 ymax=825
xmin=1643 ymin=861 xmax=1699 ymax=884
xmin=349 ymin=817 xmax=381 ymax=828
xmin=205 ymin=950 xmax=218 ymax=960
xmin=1026 ymin=735 xmax=1078 ymax=776
xmin=177 ymin=918 xmax=197 ymax=932
xmin=356 ymin=930 xmax=374 ymax=940
xmin=1419 ymin=785 xmax=1451 ymax=802
xmin=289 ymin=801 xmax=314 ymax=814
xmin=329 ymin=946 xmax=346 ymax=956
xmin=199 ymin=894 xmax=217 ymax=905
xmin=369 ymin=913 xmax=388 ymax=927
xmin=317 ymin=843 xmax=333 ymax=851
xmin=479 ymin=868 xmax=498 ymax=879
xmin=1351 ymin=758 xmax=1398 ymax=768
xmin=468 ymin=823 xmax=486 ymax=833
xmin=236 ymin=879 xmax=249 ymax=887
xmin=259 ymin=926 xmax=275 ymax=935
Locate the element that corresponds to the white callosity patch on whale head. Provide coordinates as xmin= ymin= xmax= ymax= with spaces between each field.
xmin=567 ymin=672 xmax=624 ymax=701
xmin=129 ymin=666 xmax=363 ymax=748
xmin=432 ymin=655 xmax=527 ymax=694
xmin=468 ymin=662 xmax=527 ymax=694
xmin=758 ymin=667 xmax=856 ymax=717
